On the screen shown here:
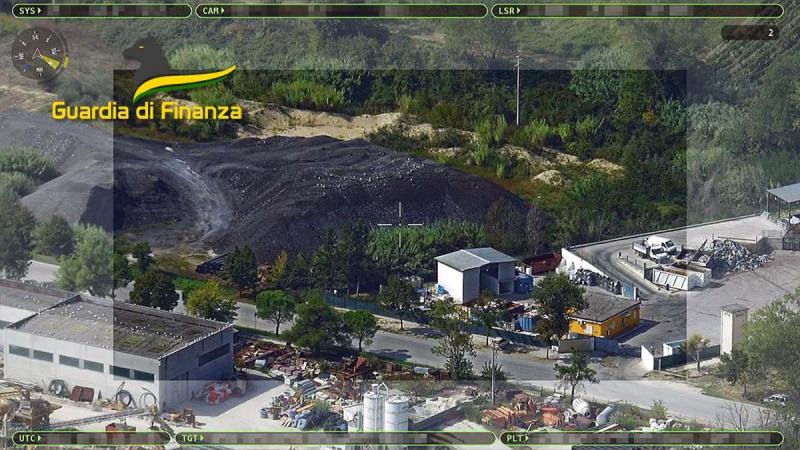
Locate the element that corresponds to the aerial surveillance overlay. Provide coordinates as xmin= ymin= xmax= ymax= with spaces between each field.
xmin=0 ymin=6 xmax=799 ymax=450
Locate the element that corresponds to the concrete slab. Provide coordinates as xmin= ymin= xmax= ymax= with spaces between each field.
xmin=687 ymin=251 xmax=800 ymax=345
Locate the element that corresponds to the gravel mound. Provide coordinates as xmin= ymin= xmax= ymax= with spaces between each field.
xmin=114 ymin=135 xmax=527 ymax=261
xmin=0 ymin=109 xmax=113 ymax=229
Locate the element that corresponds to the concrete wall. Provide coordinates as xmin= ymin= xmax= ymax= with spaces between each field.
xmin=560 ymin=248 xmax=607 ymax=277
xmin=437 ymin=262 xmax=464 ymax=302
xmin=3 ymin=327 xmax=233 ymax=409
xmin=721 ymin=309 xmax=748 ymax=355
xmin=3 ymin=330 xmax=158 ymax=404
xmin=497 ymin=262 xmax=515 ymax=281
xmin=641 ymin=345 xmax=656 ymax=371
xmin=159 ymin=327 xmax=234 ymax=408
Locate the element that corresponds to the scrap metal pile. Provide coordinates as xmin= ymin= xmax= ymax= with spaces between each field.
xmin=481 ymin=392 xmax=618 ymax=431
xmin=698 ymin=239 xmax=772 ymax=273
xmin=569 ymin=269 xmax=622 ymax=295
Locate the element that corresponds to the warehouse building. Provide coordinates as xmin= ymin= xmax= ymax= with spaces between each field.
xmin=569 ymin=291 xmax=641 ymax=339
xmin=1 ymin=279 xmax=233 ymax=409
xmin=435 ymin=247 xmax=517 ymax=303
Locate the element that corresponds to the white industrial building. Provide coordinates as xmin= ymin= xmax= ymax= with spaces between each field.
xmin=435 ymin=247 xmax=517 ymax=303
xmin=1 ymin=279 xmax=234 ymax=409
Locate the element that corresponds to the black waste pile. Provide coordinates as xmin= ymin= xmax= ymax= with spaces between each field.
xmin=570 ymin=269 xmax=622 ymax=295
xmin=699 ymin=239 xmax=772 ymax=273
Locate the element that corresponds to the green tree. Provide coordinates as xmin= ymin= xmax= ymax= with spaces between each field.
xmin=526 ymin=205 xmax=545 ymax=256
xmin=378 ymin=277 xmax=418 ymax=331
xmin=111 ymin=251 xmax=132 ymax=299
xmin=33 ymin=215 xmax=74 ymax=257
xmin=223 ymin=246 xmax=258 ymax=295
xmin=742 ymin=289 xmax=800 ymax=395
xmin=269 ymin=250 xmax=289 ymax=289
xmin=718 ymin=346 xmax=760 ymax=397
xmin=286 ymin=253 xmax=310 ymax=290
xmin=680 ymin=333 xmax=709 ymax=372
xmin=483 ymin=198 xmax=526 ymax=255
xmin=343 ymin=310 xmax=378 ymax=351
xmin=285 ymin=291 xmax=349 ymax=352
xmin=0 ymin=191 xmax=35 ymax=279
xmin=131 ymin=241 xmax=153 ymax=273
xmin=185 ymin=280 xmax=238 ymax=322
xmin=255 ymin=290 xmax=295 ymax=336
xmin=554 ymin=350 xmax=598 ymax=403
xmin=129 ymin=270 xmax=179 ymax=311
xmin=430 ymin=299 xmax=476 ymax=380
xmin=337 ymin=221 xmax=370 ymax=295
xmin=472 ymin=291 xmax=506 ymax=346
xmin=311 ymin=229 xmax=347 ymax=292
xmin=533 ymin=273 xmax=587 ymax=358
xmin=57 ymin=225 xmax=112 ymax=296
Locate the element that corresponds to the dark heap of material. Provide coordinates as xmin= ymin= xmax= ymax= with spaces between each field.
xmin=114 ymin=135 xmax=527 ymax=261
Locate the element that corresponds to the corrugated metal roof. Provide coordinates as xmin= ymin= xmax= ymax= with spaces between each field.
xmin=435 ymin=247 xmax=516 ymax=271
xmin=9 ymin=293 xmax=229 ymax=359
xmin=768 ymin=182 xmax=800 ymax=204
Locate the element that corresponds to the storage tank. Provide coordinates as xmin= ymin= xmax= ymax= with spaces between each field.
xmin=595 ymin=406 xmax=614 ymax=426
xmin=572 ymin=398 xmax=591 ymax=416
xmin=362 ymin=383 xmax=387 ymax=431
xmin=384 ymin=395 xmax=409 ymax=431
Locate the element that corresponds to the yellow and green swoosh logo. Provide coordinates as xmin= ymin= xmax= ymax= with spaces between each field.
xmin=133 ymin=65 xmax=237 ymax=104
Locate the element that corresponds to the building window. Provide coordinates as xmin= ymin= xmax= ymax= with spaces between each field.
xmin=59 ymin=355 xmax=80 ymax=367
xmin=32 ymin=350 xmax=53 ymax=362
xmin=9 ymin=345 xmax=30 ymax=357
xmin=198 ymin=343 xmax=229 ymax=366
xmin=133 ymin=370 xmax=155 ymax=382
xmin=111 ymin=365 xmax=133 ymax=379
xmin=83 ymin=360 xmax=104 ymax=373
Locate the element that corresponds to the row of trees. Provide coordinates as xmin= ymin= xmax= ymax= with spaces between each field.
xmin=256 ymin=289 xmax=379 ymax=352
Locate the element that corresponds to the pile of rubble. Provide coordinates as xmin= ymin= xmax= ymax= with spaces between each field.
xmin=570 ymin=269 xmax=622 ymax=295
xmin=481 ymin=391 xmax=616 ymax=431
xmin=699 ymin=239 xmax=772 ymax=273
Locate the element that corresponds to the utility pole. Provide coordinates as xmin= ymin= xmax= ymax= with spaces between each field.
xmin=490 ymin=344 xmax=499 ymax=405
xmin=514 ymin=55 xmax=521 ymax=126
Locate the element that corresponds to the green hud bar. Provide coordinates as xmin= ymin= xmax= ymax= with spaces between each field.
xmin=195 ymin=3 xmax=487 ymax=18
xmin=492 ymin=3 xmax=784 ymax=18
xmin=12 ymin=3 xmax=192 ymax=18
xmin=11 ymin=431 xmax=172 ymax=446
xmin=176 ymin=431 xmax=497 ymax=446
xmin=500 ymin=430 xmax=784 ymax=446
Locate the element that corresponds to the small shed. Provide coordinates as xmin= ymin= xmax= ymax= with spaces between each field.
xmin=767 ymin=182 xmax=800 ymax=219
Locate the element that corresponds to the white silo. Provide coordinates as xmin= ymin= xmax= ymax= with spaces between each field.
xmin=384 ymin=395 xmax=409 ymax=431
xmin=362 ymin=383 xmax=387 ymax=431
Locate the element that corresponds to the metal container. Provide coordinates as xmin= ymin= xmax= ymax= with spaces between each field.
xmin=362 ymin=383 xmax=387 ymax=431
xmin=384 ymin=395 xmax=409 ymax=431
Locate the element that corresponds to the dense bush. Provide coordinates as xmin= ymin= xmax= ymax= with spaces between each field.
xmin=266 ymin=80 xmax=345 ymax=110
xmin=0 ymin=172 xmax=35 ymax=197
xmin=0 ymin=147 xmax=57 ymax=182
